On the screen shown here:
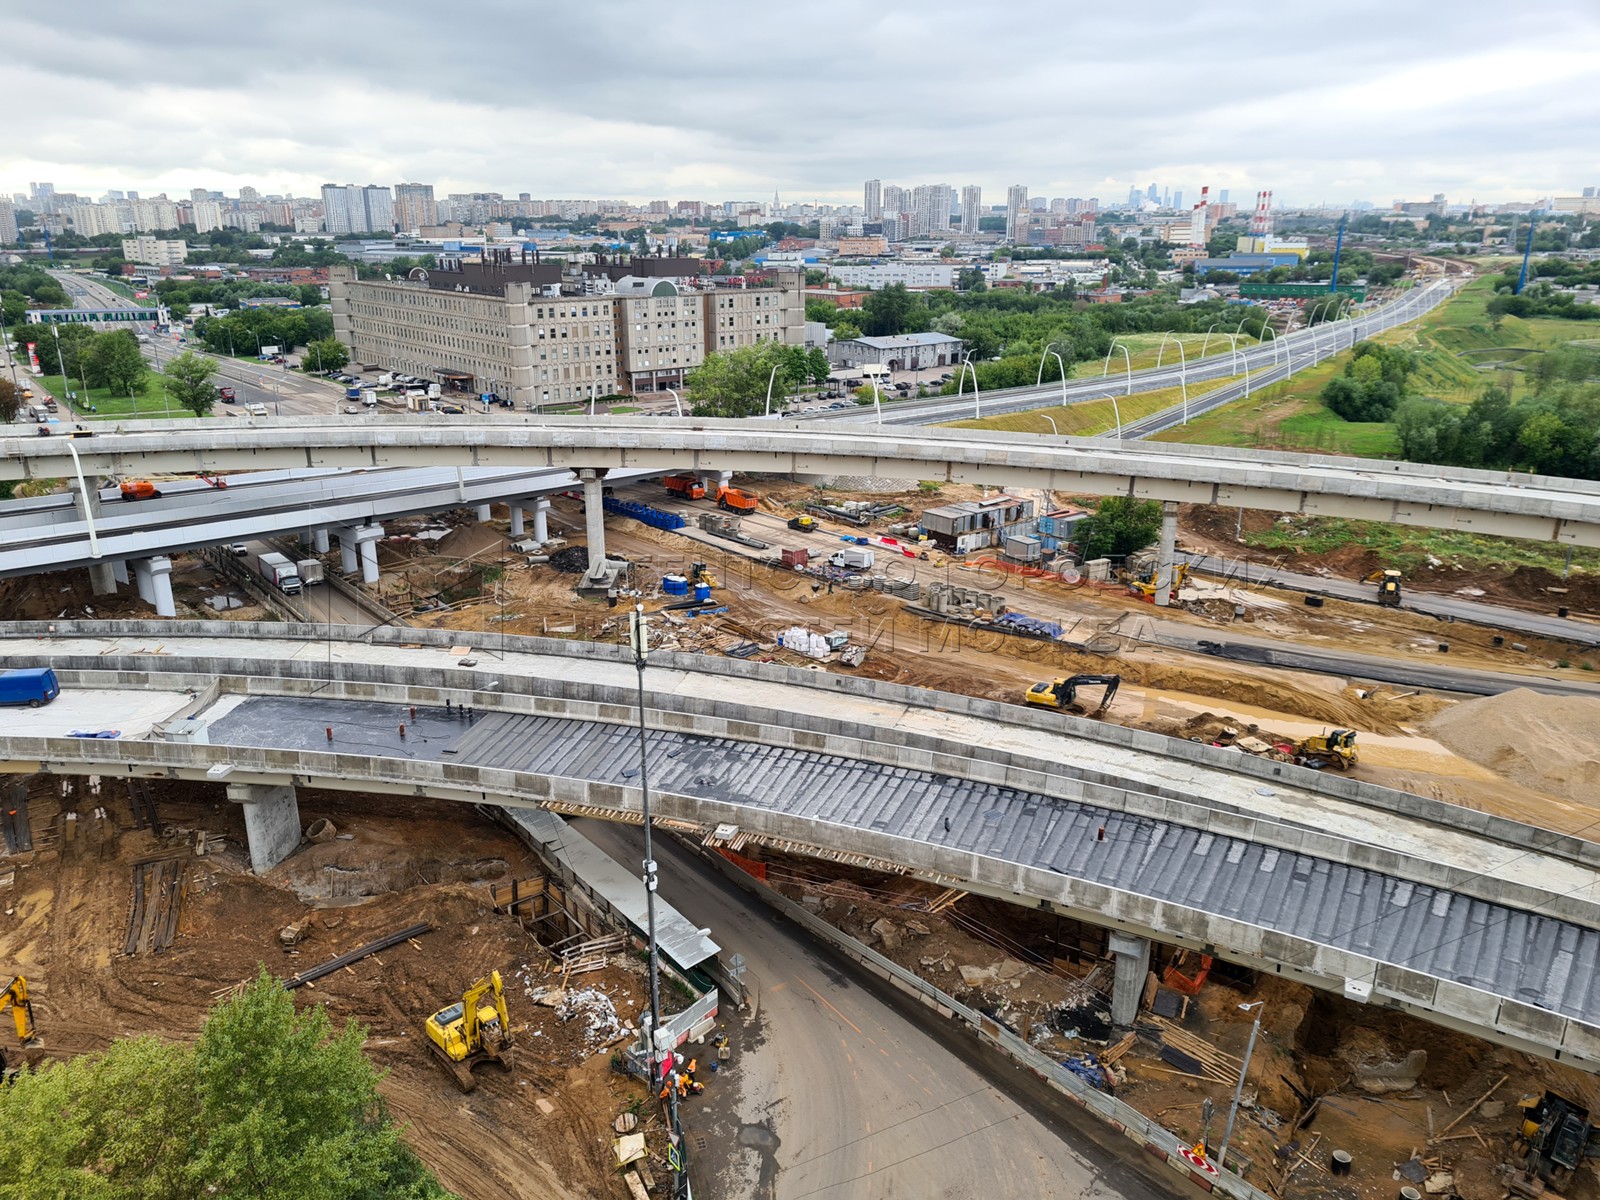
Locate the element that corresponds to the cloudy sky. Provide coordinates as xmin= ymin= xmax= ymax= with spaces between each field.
xmin=4 ymin=0 xmax=1597 ymax=208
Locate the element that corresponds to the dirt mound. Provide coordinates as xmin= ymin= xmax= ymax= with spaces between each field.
xmin=1426 ymin=688 xmax=1600 ymax=805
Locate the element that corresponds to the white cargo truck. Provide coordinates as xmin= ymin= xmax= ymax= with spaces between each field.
xmin=295 ymin=558 xmax=325 ymax=586
xmin=257 ymin=552 xmax=303 ymax=595
xmin=828 ymin=547 xmax=875 ymax=571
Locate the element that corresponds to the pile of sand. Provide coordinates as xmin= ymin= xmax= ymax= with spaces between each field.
xmin=1426 ymin=688 xmax=1600 ymax=806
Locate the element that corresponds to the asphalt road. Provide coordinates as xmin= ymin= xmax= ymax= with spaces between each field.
xmin=573 ymin=817 xmax=1177 ymax=1200
xmin=1182 ymin=553 xmax=1600 ymax=647
xmin=788 ymin=279 xmax=1456 ymax=430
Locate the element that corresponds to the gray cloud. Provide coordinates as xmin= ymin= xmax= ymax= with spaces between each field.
xmin=4 ymin=0 xmax=1597 ymax=205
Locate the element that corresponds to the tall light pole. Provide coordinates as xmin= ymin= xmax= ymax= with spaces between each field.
xmin=955 ymin=349 xmax=981 ymax=419
xmin=1037 ymin=339 xmax=1070 ymax=407
xmin=627 ymin=605 xmax=687 ymax=1197
xmin=1199 ymin=321 xmax=1222 ymax=361
xmin=663 ymin=386 xmax=683 ymax=418
xmin=1157 ymin=332 xmax=1190 ymax=424
xmin=51 ymin=324 xmax=69 ymax=403
xmin=1217 ymin=1001 xmax=1264 ymax=1170
xmin=1101 ymin=340 xmax=1133 ymax=396
xmin=762 ymin=362 xmax=781 ymax=417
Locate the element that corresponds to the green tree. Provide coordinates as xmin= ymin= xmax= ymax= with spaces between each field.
xmin=686 ymin=342 xmax=793 ymax=417
xmin=955 ymin=267 xmax=986 ymax=292
xmin=0 ymin=971 xmax=452 ymax=1200
xmin=1076 ymin=497 xmax=1164 ymax=561
xmin=306 ymin=337 xmax=349 ymax=373
xmin=86 ymin=331 xmax=148 ymax=396
xmin=0 ymin=377 xmax=17 ymax=424
xmin=192 ymin=971 xmax=448 ymax=1200
xmin=860 ymin=283 xmax=927 ymax=337
xmin=163 ymin=351 xmax=219 ymax=416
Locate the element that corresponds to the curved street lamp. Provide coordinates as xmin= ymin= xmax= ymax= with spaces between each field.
xmin=763 ymin=363 xmax=781 ymax=417
xmin=663 ymin=386 xmax=683 ymax=417
xmin=1157 ymin=332 xmax=1190 ymax=424
xmin=955 ymin=350 xmax=981 ymax=419
xmin=1037 ymin=339 xmax=1070 ymax=409
xmin=1101 ymin=340 xmax=1134 ymax=396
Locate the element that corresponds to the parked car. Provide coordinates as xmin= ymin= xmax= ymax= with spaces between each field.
xmin=436 ymin=403 xmax=466 ymax=415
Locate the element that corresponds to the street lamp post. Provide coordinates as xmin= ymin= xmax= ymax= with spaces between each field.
xmin=627 ymin=606 xmax=688 ymax=1197
xmin=955 ymin=350 xmax=981 ymax=419
xmin=50 ymin=325 xmax=69 ymax=405
xmin=1199 ymin=321 xmax=1221 ymax=361
xmin=1217 ymin=1001 xmax=1264 ymax=1170
xmin=663 ymin=386 xmax=683 ymax=417
xmin=1101 ymin=340 xmax=1134 ymax=396
xmin=1037 ymin=339 xmax=1070 ymax=405
xmin=763 ymin=363 xmax=781 ymax=417
xmin=1157 ymin=332 xmax=1190 ymax=424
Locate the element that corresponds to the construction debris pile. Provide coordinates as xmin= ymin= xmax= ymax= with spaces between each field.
xmin=555 ymin=986 xmax=627 ymax=1057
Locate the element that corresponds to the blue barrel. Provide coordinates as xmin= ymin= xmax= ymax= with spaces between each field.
xmin=693 ymin=582 xmax=712 ymax=602
xmin=663 ymin=575 xmax=688 ymax=596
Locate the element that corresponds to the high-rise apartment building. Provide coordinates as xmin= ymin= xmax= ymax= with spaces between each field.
xmin=394 ymin=183 xmax=437 ymax=232
xmin=960 ymin=185 xmax=981 ymax=234
xmin=882 ymin=185 xmax=908 ymax=215
xmin=359 ymin=185 xmax=394 ymax=233
xmin=909 ymin=184 xmax=952 ymax=237
xmin=190 ymin=200 xmax=223 ymax=234
xmin=321 ymin=184 xmax=359 ymax=234
xmin=0 ymin=198 xmax=17 ymax=246
xmin=863 ymin=179 xmax=882 ymax=222
xmin=122 ymin=237 xmax=189 ymax=266
xmin=1005 ymin=184 xmax=1028 ymax=240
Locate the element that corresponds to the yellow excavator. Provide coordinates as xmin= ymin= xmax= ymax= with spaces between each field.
xmin=2 ymin=975 xmax=37 ymax=1085
xmin=1295 ymin=730 xmax=1359 ymax=771
xmin=424 ymin=970 xmax=514 ymax=1093
xmin=1124 ymin=562 xmax=1188 ymax=600
xmin=1025 ymin=675 xmax=1121 ymax=716
xmin=1363 ymin=569 xmax=1403 ymax=606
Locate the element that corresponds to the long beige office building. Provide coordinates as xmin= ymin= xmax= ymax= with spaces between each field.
xmin=329 ymin=255 xmax=802 ymax=403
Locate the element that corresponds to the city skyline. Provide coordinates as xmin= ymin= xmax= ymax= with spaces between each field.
xmin=2 ymin=0 xmax=1596 ymax=208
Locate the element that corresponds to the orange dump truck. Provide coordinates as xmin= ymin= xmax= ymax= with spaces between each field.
xmin=716 ymin=486 xmax=760 ymax=513
xmin=662 ymin=473 xmax=706 ymax=500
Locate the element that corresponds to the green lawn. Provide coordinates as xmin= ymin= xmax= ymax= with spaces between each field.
xmin=28 ymin=373 xmax=195 ymax=420
xmin=1103 ymin=330 xmax=1260 ymax=373
xmin=943 ymin=376 xmax=1236 ymax=437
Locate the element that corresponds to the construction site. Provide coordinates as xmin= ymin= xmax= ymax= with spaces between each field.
xmin=4 ymin=469 xmax=1600 ymax=1200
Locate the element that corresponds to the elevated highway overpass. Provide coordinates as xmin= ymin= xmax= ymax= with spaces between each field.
xmin=6 ymin=414 xmax=1600 ymax=547
xmin=5 ymin=621 xmax=1600 ymax=1070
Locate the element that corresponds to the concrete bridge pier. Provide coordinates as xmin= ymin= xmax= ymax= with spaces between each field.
xmin=703 ymin=469 xmax=733 ymax=496
xmin=87 ymin=561 xmax=116 ymax=595
xmin=1109 ymin=932 xmax=1152 ymax=1027
xmin=532 ymin=497 xmax=551 ymax=543
xmin=1152 ymin=500 xmax=1179 ymax=609
xmin=355 ymin=524 xmax=383 ymax=584
xmin=475 ymin=503 xmax=493 ymax=523
xmin=508 ymin=504 xmax=525 ymax=537
xmin=579 ymin=469 xmax=609 ymax=580
xmin=225 ymin=781 xmax=301 ymax=873
xmin=132 ymin=555 xmax=176 ymax=617
xmin=335 ymin=528 xmax=360 ymax=575
xmin=110 ymin=560 xmax=129 ymax=586
xmin=312 ymin=529 xmax=330 ymax=554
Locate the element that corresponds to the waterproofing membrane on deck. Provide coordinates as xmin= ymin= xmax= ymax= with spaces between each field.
xmin=204 ymin=695 xmax=1600 ymax=1026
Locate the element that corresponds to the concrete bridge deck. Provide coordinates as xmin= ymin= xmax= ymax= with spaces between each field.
xmin=3 ymin=622 xmax=1600 ymax=1068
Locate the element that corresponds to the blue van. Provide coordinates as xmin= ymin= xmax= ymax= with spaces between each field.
xmin=0 ymin=668 xmax=61 ymax=708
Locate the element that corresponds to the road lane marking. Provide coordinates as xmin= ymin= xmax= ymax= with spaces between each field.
xmin=798 ymin=978 xmax=863 ymax=1034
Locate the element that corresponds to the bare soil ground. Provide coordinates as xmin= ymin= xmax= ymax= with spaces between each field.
xmin=0 ymin=778 xmax=652 ymax=1200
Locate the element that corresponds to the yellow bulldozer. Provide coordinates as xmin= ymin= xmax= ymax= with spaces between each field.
xmin=425 ymin=970 xmax=514 ymax=1093
xmin=1363 ymin=569 xmax=1403 ymax=606
xmin=1295 ymin=729 xmax=1358 ymax=771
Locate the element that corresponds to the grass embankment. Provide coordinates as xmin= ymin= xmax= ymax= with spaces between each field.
xmin=942 ymin=376 xmax=1237 ymax=437
xmin=1243 ymin=516 xmax=1600 ymax=577
xmin=1106 ymin=330 xmax=1260 ymax=372
xmin=28 ymin=373 xmax=194 ymax=420
xmin=1155 ymin=276 xmax=1593 ymax=456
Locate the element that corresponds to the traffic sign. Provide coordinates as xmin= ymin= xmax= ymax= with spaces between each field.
xmin=1179 ymin=1146 xmax=1219 ymax=1176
